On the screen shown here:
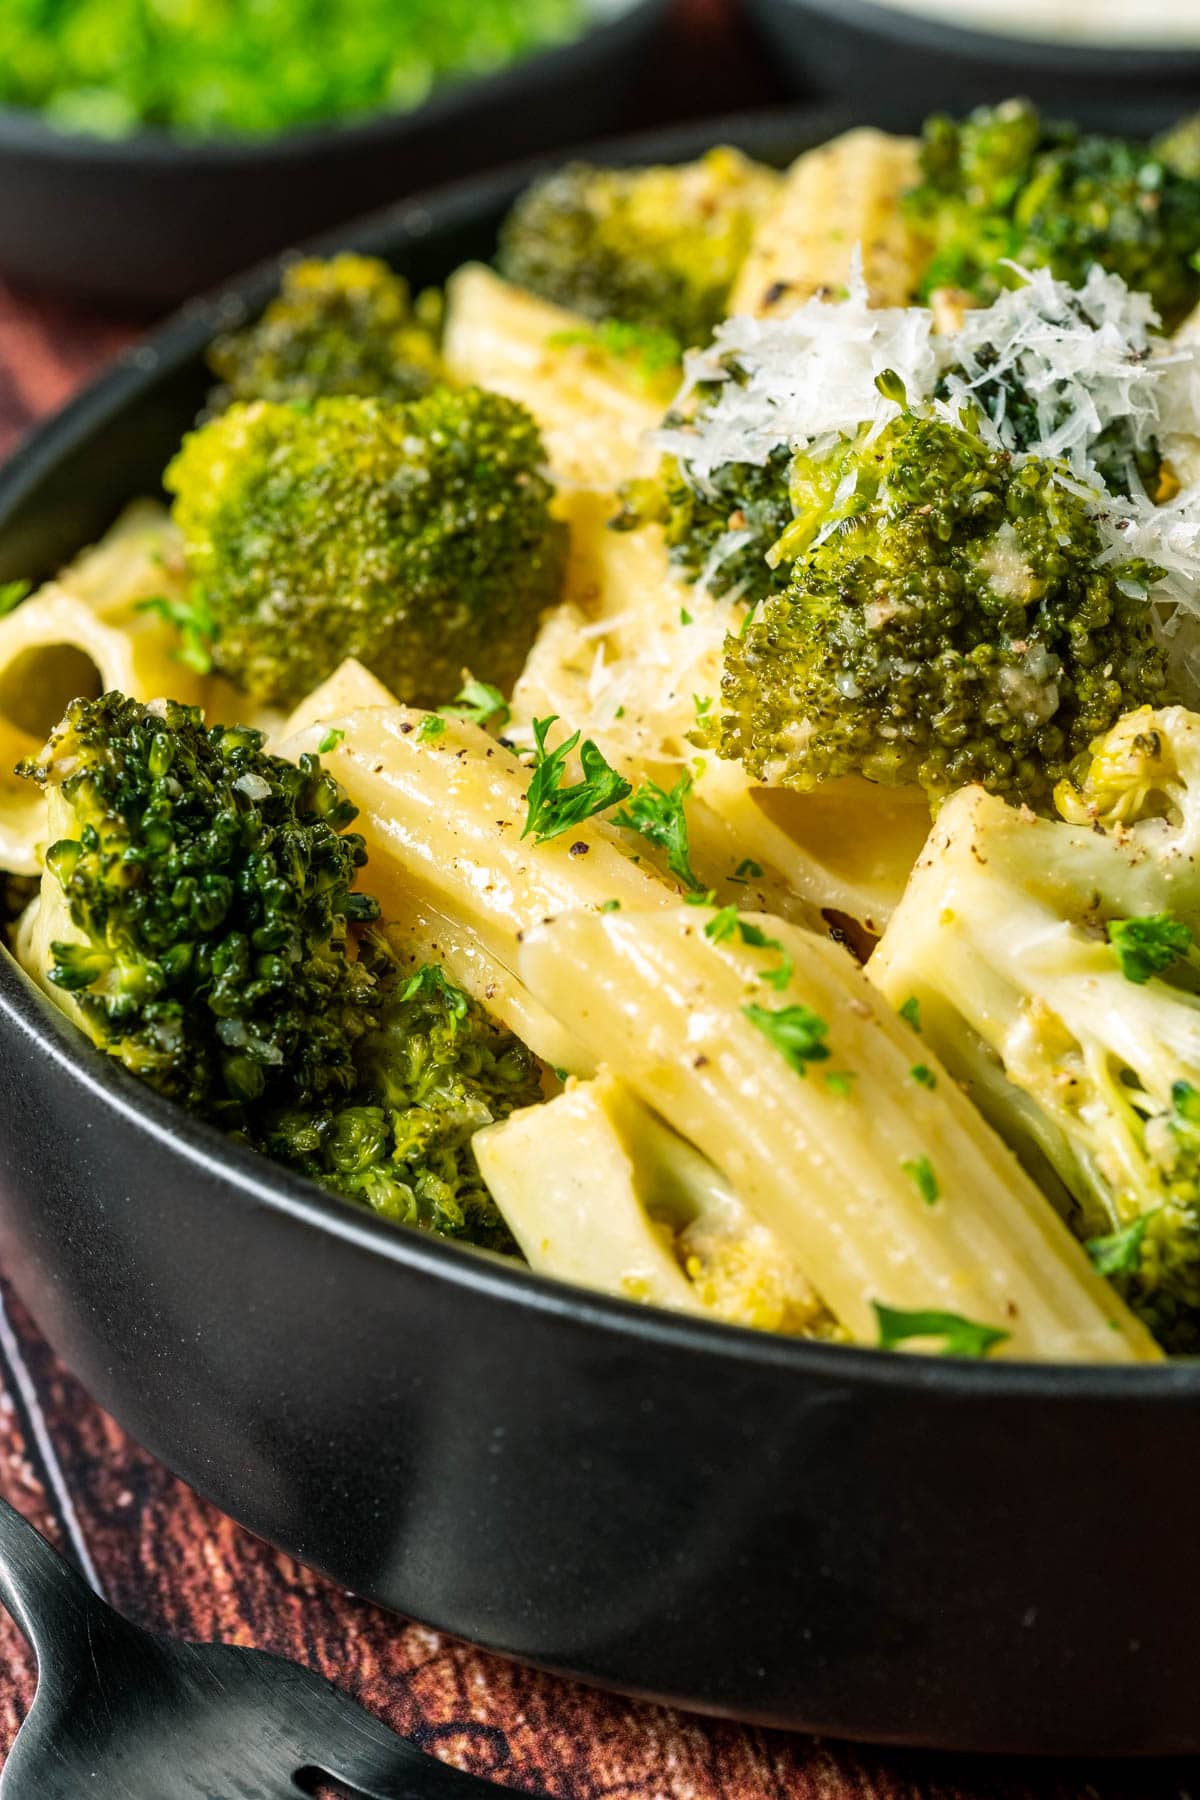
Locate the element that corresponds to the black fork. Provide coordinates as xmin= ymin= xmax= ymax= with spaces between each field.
xmin=0 ymin=1495 xmax=524 ymax=1799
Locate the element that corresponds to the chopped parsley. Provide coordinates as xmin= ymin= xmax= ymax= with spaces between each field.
xmin=548 ymin=317 xmax=682 ymax=388
xmin=399 ymin=962 xmax=468 ymax=1021
xmin=1107 ymin=913 xmax=1194 ymax=984
xmin=901 ymin=1154 xmax=939 ymax=1205
xmin=137 ymin=590 xmax=216 ymax=674
xmin=680 ymin=606 xmax=693 ymax=626
xmin=899 ymin=995 xmax=922 ymax=1032
xmin=824 ymin=1070 xmax=856 ymax=1097
xmin=743 ymin=1001 xmax=830 ymax=1076
xmin=0 ymin=578 xmax=31 ymax=618
xmin=910 ymin=1063 xmax=937 ymax=1089
xmin=600 ymin=899 xmax=622 ymax=913
xmin=438 ymin=677 xmax=511 ymax=731
xmin=872 ymin=1303 xmax=1010 ymax=1359
xmin=416 ymin=714 xmax=446 ymax=743
xmin=614 ymin=772 xmax=703 ymax=892
xmin=1086 ymin=1213 xmax=1154 ymax=1276
xmin=522 ymin=715 xmax=631 ymax=844
xmin=317 ymin=727 xmax=345 ymax=754
xmin=734 ymin=858 xmax=763 ymax=880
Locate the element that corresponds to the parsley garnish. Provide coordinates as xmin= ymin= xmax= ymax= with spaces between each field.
xmin=680 ymin=606 xmax=693 ymax=626
xmin=693 ymin=693 xmax=713 ymax=717
xmin=1086 ymin=1213 xmax=1153 ymax=1276
xmin=399 ymin=962 xmax=468 ymax=1021
xmin=872 ymin=1302 xmax=1010 ymax=1359
xmin=600 ymin=899 xmax=621 ymax=913
xmin=0 ymin=578 xmax=31 ymax=617
xmin=438 ymin=677 xmax=511 ymax=731
xmin=137 ymin=590 xmax=216 ymax=674
xmin=743 ymin=1002 xmax=830 ymax=1076
xmin=317 ymin=727 xmax=345 ymax=754
xmin=417 ymin=714 xmax=446 ymax=743
xmin=522 ymin=716 xmax=631 ymax=844
xmin=547 ymin=317 xmax=682 ymax=388
xmin=824 ymin=1071 xmax=856 ymax=1097
xmin=614 ymin=772 xmax=703 ymax=892
xmin=899 ymin=995 xmax=922 ymax=1032
xmin=734 ymin=858 xmax=763 ymax=880
xmin=702 ymin=908 xmax=793 ymax=987
xmin=910 ymin=1063 xmax=937 ymax=1089
xmin=704 ymin=904 xmax=739 ymax=943
xmin=901 ymin=1154 xmax=939 ymax=1205
xmin=1107 ymin=913 xmax=1194 ymax=984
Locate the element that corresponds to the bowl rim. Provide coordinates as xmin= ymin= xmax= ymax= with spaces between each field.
xmin=755 ymin=0 xmax=1200 ymax=73
xmin=1 ymin=103 xmax=1196 ymax=1401
xmin=0 ymin=0 xmax=663 ymax=167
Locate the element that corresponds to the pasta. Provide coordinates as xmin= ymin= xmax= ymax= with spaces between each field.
xmin=11 ymin=104 xmax=1200 ymax=1360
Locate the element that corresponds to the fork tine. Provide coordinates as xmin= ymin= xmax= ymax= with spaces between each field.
xmin=303 ymin=1685 xmax=523 ymax=1800
xmin=0 ymin=1499 xmax=109 ymax=1674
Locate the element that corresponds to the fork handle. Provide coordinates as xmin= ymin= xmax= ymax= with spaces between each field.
xmin=0 ymin=1495 xmax=108 ymax=1668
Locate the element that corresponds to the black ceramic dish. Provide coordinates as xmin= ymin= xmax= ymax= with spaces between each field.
xmin=0 ymin=0 xmax=666 ymax=312
xmin=743 ymin=0 xmax=1200 ymax=134
xmin=1 ymin=109 xmax=1199 ymax=1759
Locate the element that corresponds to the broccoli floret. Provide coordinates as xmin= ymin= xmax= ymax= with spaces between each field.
xmin=706 ymin=403 xmax=1169 ymax=810
xmin=496 ymin=147 xmax=780 ymax=348
xmin=165 ymin=386 xmax=567 ymax=710
xmin=207 ymin=254 xmax=443 ymax=408
xmin=17 ymin=693 xmax=540 ymax=1252
xmin=907 ymin=99 xmax=1200 ymax=329
xmin=870 ymin=705 xmax=1200 ymax=1351
xmin=260 ymin=949 xmax=542 ymax=1253
xmin=17 ymin=692 xmax=379 ymax=1114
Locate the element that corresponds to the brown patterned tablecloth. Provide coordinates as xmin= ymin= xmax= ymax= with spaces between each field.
xmin=0 ymin=104 xmax=1194 ymax=1800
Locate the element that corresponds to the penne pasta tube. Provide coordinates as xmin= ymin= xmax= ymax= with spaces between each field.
xmin=279 ymin=707 xmax=681 ymax=980
xmin=514 ymin=905 xmax=1160 ymax=1363
xmin=475 ymin=1071 xmax=708 ymax=1316
xmin=729 ymin=129 xmax=926 ymax=318
xmin=475 ymin=1068 xmax=832 ymax=1333
xmin=442 ymin=263 xmax=661 ymax=489
xmin=277 ymin=657 xmax=399 ymax=743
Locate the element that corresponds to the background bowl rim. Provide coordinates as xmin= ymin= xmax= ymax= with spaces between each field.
xmin=1 ymin=101 xmax=1193 ymax=1400
xmin=756 ymin=0 xmax=1200 ymax=73
xmin=0 ymin=0 xmax=662 ymax=167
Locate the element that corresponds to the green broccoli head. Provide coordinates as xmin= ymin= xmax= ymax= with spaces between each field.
xmin=207 ymin=254 xmax=443 ymax=408
xmin=262 ymin=948 xmax=542 ymax=1252
xmin=497 ymin=147 xmax=781 ymax=348
xmin=18 ymin=692 xmax=542 ymax=1253
xmin=908 ymin=99 xmax=1200 ymax=329
xmin=18 ymin=692 xmax=379 ymax=1116
xmin=165 ymin=385 xmax=567 ymax=710
xmin=706 ymin=403 xmax=1169 ymax=810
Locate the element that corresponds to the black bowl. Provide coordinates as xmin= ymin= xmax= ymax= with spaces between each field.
xmin=742 ymin=0 xmax=1200 ymax=134
xmin=2 ymin=109 xmax=1199 ymax=1757
xmin=0 ymin=0 xmax=666 ymax=312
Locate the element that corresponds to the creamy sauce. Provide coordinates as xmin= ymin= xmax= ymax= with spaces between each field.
xmin=868 ymin=0 xmax=1200 ymax=49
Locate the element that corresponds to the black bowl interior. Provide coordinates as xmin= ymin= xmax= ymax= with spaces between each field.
xmin=0 ymin=0 xmax=669 ymax=310
xmin=743 ymin=0 xmax=1200 ymax=132
xmin=1 ymin=107 xmax=1200 ymax=1757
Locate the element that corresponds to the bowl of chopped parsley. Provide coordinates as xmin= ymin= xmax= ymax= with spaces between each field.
xmin=0 ymin=0 xmax=667 ymax=307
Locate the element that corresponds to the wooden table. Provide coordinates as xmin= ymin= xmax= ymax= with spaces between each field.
xmin=0 ymin=8 xmax=1192 ymax=1791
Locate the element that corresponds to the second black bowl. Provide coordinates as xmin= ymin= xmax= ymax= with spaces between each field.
xmin=0 ymin=0 xmax=666 ymax=312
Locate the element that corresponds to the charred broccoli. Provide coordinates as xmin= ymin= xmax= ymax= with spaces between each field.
xmin=207 ymin=254 xmax=443 ymax=408
xmin=165 ymin=386 xmax=567 ymax=710
xmin=496 ymin=147 xmax=780 ymax=348
xmin=906 ymin=99 xmax=1200 ymax=329
xmin=871 ymin=705 xmax=1200 ymax=1351
xmin=17 ymin=692 xmax=540 ymax=1250
xmin=706 ymin=399 xmax=1169 ymax=810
